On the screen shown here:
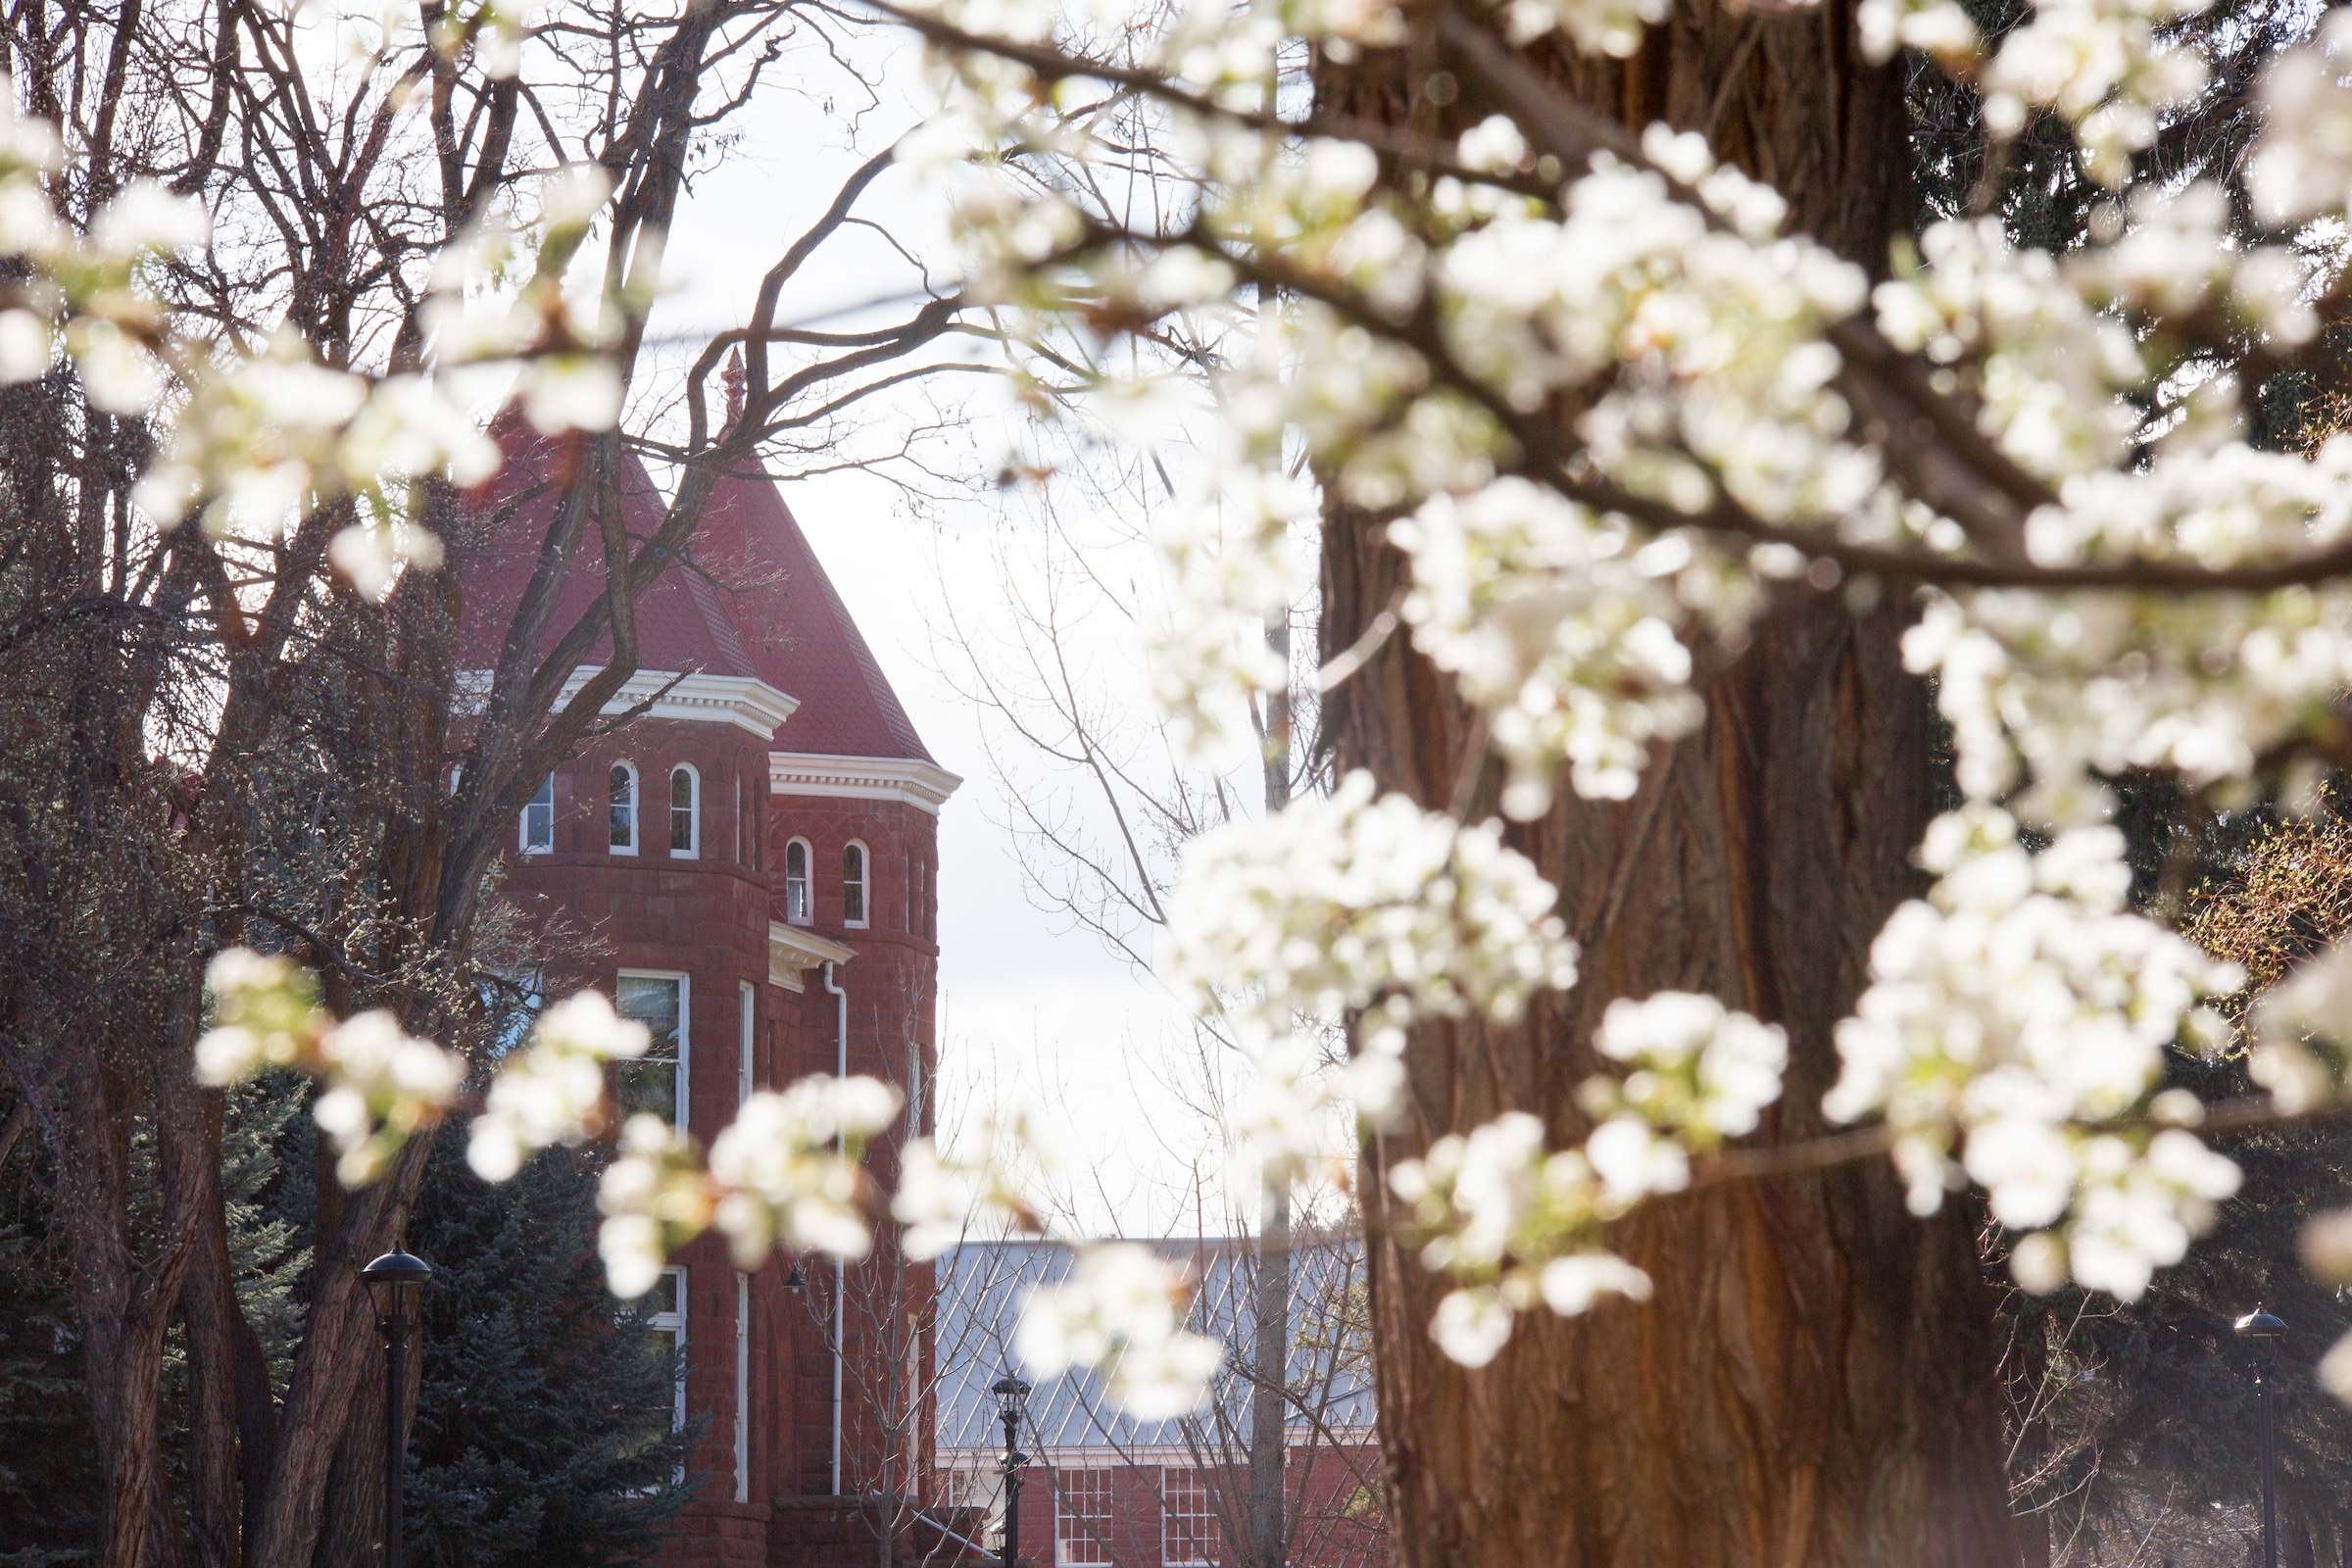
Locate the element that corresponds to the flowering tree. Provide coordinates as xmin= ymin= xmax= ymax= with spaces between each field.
xmin=119 ymin=0 xmax=2352 ymax=1562
xmin=867 ymin=0 xmax=2352 ymax=1557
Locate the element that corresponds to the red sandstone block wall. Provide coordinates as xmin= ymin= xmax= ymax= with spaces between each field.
xmin=496 ymin=726 xmax=952 ymax=1549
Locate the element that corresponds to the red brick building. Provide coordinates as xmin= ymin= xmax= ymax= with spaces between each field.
xmin=460 ymin=413 xmax=961 ymax=1567
xmin=933 ymin=1241 xmax=1388 ymax=1568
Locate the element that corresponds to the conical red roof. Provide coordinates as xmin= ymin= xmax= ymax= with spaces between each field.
xmin=456 ymin=415 xmax=935 ymax=763
xmin=693 ymin=457 xmax=937 ymax=763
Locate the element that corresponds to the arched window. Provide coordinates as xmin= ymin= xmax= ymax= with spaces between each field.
xmin=669 ymin=764 xmax=699 ymax=858
xmin=842 ymin=840 xmax=869 ymax=928
xmin=784 ymin=839 xmax=811 ymax=924
xmin=520 ymin=774 xmax=554 ymax=855
xmin=609 ymin=763 xmax=638 ymax=854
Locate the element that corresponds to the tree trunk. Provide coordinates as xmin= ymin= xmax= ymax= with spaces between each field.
xmin=181 ymin=1095 xmax=244 ymax=1568
xmin=1321 ymin=6 xmax=2022 ymax=1563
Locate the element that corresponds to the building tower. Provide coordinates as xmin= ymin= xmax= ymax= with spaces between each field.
xmin=462 ymin=409 xmax=957 ymax=1566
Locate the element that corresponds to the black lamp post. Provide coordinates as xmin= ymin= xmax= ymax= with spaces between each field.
xmin=2235 ymin=1305 xmax=2287 ymax=1568
xmin=991 ymin=1374 xmax=1030 ymax=1568
xmin=359 ymin=1246 xmax=432 ymax=1568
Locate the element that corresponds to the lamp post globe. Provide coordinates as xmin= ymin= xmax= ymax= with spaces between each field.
xmin=991 ymin=1374 xmax=1030 ymax=1568
xmin=2235 ymin=1305 xmax=2287 ymax=1568
xmin=359 ymin=1246 xmax=433 ymax=1568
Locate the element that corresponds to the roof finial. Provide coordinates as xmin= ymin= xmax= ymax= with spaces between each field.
xmin=724 ymin=345 xmax=746 ymax=424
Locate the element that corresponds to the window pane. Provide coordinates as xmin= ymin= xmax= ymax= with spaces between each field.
xmin=786 ymin=842 xmax=809 ymax=922
xmin=1163 ymin=1468 xmax=1220 ymax=1566
xmin=610 ymin=765 xmax=635 ymax=848
xmin=671 ymin=768 xmax=694 ymax=853
xmin=843 ymin=844 xmax=866 ymax=925
xmin=522 ymin=775 xmax=555 ymax=853
xmin=615 ymin=976 xmax=681 ymax=1127
xmin=616 ymin=976 xmax=680 ymax=1059
xmin=1056 ymin=1471 xmax=1114 ymax=1566
xmin=615 ymin=1059 xmax=678 ymax=1126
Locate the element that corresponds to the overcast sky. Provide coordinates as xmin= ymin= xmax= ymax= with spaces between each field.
xmin=637 ymin=29 xmax=1241 ymax=1234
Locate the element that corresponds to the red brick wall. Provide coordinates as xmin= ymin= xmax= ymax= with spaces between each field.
xmin=763 ymin=789 xmax=940 ymax=1504
xmin=497 ymin=717 xmax=952 ymax=1562
xmin=1002 ymin=1448 xmax=1388 ymax=1568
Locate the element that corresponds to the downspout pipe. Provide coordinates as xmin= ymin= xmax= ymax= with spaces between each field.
xmin=822 ymin=960 xmax=849 ymax=1496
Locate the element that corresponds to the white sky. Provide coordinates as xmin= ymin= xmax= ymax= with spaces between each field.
xmin=639 ymin=28 xmax=1244 ymax=1235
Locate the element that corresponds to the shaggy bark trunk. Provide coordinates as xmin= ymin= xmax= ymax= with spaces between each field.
xmin=181 ymin=1096 xmax=244 ymax=1568
xmin=1321 ymin=6 xmax=2023 ymax=1565
xmin=64 ymin=1046 xmax=206 ymax=1568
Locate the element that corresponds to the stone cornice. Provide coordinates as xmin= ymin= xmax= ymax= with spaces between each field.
xmin=767 ymin=752 xmax=962 ymax=815
xmin=540 ymin=667 xmax=798 ymax=739
xmin=768 ymin=921 xmax=857 ymax=993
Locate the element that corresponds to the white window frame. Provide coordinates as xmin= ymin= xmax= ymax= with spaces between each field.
xmin=669 ymin=763 xmax=700 ymax=859
xmin=1161 ymin=1466 xmax=1219 ymax=1567
xmin=609 ymin=761 xmax=640 ymax=856
xmin=738 ymin=981 xmax=755 ymax=1105
xmin=647 ymin=1265 xmax=687 ymax=1438
xmin=1055 ymin=1469 xmax=1115 ymax=1566
xmin=520 ymin=774 xmax=555 ymax=855
xmin=734 ymin=1271 xmax=751 ymax=1503
xmin=784 ymin=838 xmax=813 ymax=925
xmin=842 ymin=839 xmax=870 ymax=929
xmin=615 ymin=969 xmax=689 ymax=1129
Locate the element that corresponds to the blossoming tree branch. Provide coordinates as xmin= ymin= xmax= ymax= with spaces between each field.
xmin=153 ymin=0 xmax=2352 ymax=1510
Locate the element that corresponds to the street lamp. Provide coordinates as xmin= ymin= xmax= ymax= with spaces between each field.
xmin=359 ymin=1246 xmax=432 ymax=1568
xmin=991 ymin=1373 xmax=1030 ymax=1568
xmin=2235 ymin=1304 xmax=2287 ymax=1568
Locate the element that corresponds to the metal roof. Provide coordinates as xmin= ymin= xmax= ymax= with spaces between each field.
xmin=932 ymin=1237 xmax=1378 ymax=1460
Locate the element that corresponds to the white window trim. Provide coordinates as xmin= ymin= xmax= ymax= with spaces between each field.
xmin=647 ymin=1265 xmax=687 ymax=1439
xmin=734 ymin=1272 xmax=751 ymax=1504
xmin=784 ymin=837 xmax=814 ymax=926
xmin=738 ymin=981 xmax=755 ymax=1105
xmin=843 ymin=838 xmax=870 ymax=930
xmin=520 ymin=774 xmax=555 ymax=855
xmin=1055 ymin=1469 xmax=1115 ymax=1567
xmin=616 ymin=968 xmax=689 ymax=1129
xmin=1161 ymin=1466 xmax=1219 ymax=1567
xmin=669 ymin=762 xmax=700 ymax=859
xmin=609 ymin=761 xmax=640 ymax=856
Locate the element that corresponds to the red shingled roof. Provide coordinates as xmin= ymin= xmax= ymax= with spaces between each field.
xmin=693 ymin=457 xmax=937 ymax=763
xmin=456 ymin=415 xmax=935 ymax=764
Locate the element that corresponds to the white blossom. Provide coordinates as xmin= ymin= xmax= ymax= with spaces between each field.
xmin=1390 ymin=480 xmax=1712 ymax=815
xmin=598 ymin=1114 xmax=712 ymax=1299
xmin=1827 ymin=807 xmax=2241 ymax=1298
xmin=1499 ymin=0 xmax=1667 ymax=57
xmin=707 ymin=1077 xmax=904 ymax=1265
xmin=2248 ymin=939 xmax=2352 ymax=1112
xmin=1015 ymin=1243 xmax=1224 ymax=1418
xmin=309 ymin=1010 xmax=468 ymax=1188
xmin=1387 ymin=1110 xmax=1654 ymax=1364
xmin=2248 ymin=12 xmax=2352 ymax=224
xmin=892 ymin=1102 xmax=1068 ymax=1259
xmin=196 ymin=949 xmax=331 ymax=1086
xmin=1165 ymin=770 xmax=1579 ymax=1045
xmin=1429 ymin=1286 xmax=1517 ymax=1366
xmin=1875 ymin=220 xmax=2142 ymax=483
xmin=466 ymin=990 xmax=651 ymax=1182
xmin=1582 ymin=990 xmax=1788 ymax=1142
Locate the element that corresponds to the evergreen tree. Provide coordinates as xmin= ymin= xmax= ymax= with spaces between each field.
xmin=399 ymin=1122 xmax=694 ymax=1568
xmin=0 ymin=1068 xmax=690 ymax=1568
xmin=0 ymin=1134 xmax=99 ymax=1567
